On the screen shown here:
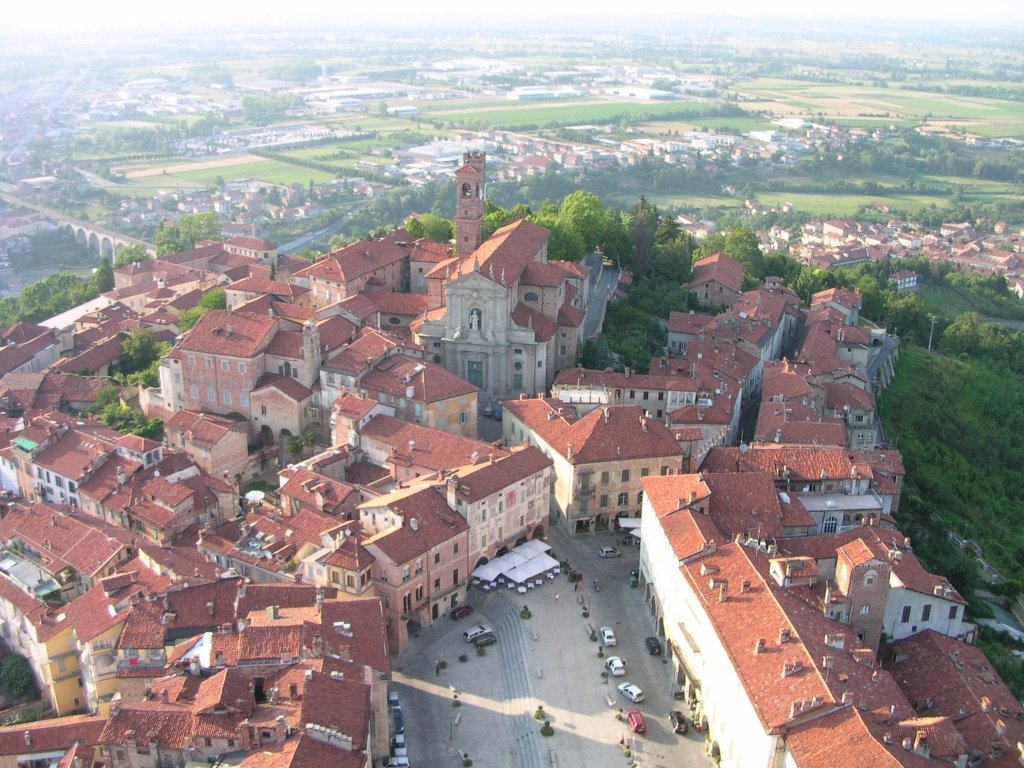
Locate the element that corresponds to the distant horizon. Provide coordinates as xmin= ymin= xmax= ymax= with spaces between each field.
xmin=4 ymin=0 xmax=1024 ymax=39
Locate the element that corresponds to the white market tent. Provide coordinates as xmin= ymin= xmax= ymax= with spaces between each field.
xmin=472 ymin=540 xmax=557 ymax=583
xmin=504 ymin=553 xmax=560 ymax=584
xmin=617 ymin=518 xmax=641 ymax=530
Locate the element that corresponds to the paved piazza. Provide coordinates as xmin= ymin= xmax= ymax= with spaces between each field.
xmin=390 ymin=525 xmax=713 ymax=768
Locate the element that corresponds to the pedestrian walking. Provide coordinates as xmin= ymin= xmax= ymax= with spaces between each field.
xmin=555 ymin=593 xmax=559 ymax=602
xmin=435 ymin=661 xmax=440 ymax=676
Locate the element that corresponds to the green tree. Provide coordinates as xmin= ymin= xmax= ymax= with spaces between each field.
xmin=93 ymin=258 xmax=115 ymax=293
xmin=113 ymin=243 xmax=150 ymax=268
xmin=557 ymin=191 xmax=605 ymax=253
xmin=0 ymin=654 xmax=35 ymax=698
xmin=629 ymin=196 xmax=657 ymax=279
xmin=406 ymin=214 xmax=453 ymax=244
xmin=285 ymin=430 xmax=318 ymax=463
xmin=155 ymin=213 xmax=221 ymax=256
xmin=601 ymin=208 xmax=632 ymax=267
xmin=119 ymin=328 xmax=164 ymax=376
xmin=198 ymin=287 xmax=227 ymax=310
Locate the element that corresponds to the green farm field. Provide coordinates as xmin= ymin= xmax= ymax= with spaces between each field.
xmin=915 ymin=283 xmax=988 ymax=317
xmin=121 ymin=158 xmax=339 ymax=188
xmin=420 ymin=99 xmax=719 ymax=129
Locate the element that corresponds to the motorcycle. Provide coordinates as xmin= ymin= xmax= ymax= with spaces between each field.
xmin=593 ymin=578 xmax=600 ymax=592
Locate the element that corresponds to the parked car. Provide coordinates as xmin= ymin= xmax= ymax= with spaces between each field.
xmin=600 ymin=627 xmax=617 ymax=647
xmin=387 ymin=690 xmax=401 ymax=710
xmin=626 ymin=708 xmax=647 ymax=734
xmin=483 ymin=404 xmax=494 ymax=417
xmin=605 ymin=656 xmax=626 ymax=676
xmin=393 ymin=709 xmax=405 ymax=734
xmin=384 ymin=759 xmax=409 ymax=768
xmin=463 ymin=624 xmax=493 ymax=642
xmin=598 ymin=545 xmax=621 ymax=559
xmin=617 ymin=682 xmax=646 ymax=703
xmin=644 ymin=636 xmax=662 ymax=655
xmin=669 ymin=710 xmax=689 ymax=734
xmin=391 ymin=734 xmax=408 ymax=757
xmin=450 ymin=605 xmax=474 ymax=620
xmin=473 ymin=633 xmax=497 ymax=647
xmin=493 ymin=406 xmax=503 ymax=420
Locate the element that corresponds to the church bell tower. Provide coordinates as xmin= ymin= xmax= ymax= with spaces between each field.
xmin=454 ymin=151 xmax=486 ymax=257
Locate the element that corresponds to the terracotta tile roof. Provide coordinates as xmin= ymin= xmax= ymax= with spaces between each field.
xmin=701 ymin=444 xmax=854 ymax=483
xmin=163 ymin=578 xmax=243 ymax=634
xmin=754 ymin=403 xmax=847 ymax=447
xmin=136 ymin=540 xmax=224 ymax=582
xmin=449 ymin=219 xmax=549 ymax=286
xmin=822 ymin=381 xmax=876 ymax=412
xmin=358 ymin=353 xmax=476 ymax=404
xmin=0 ymin=715 xmax=106 ymax=757
xmin=0 ymin=331 xmax=58 ymax=377
xmin=361 ymin=415 xmax=507 ymax=472
xmin=1 ymin=321 xmax=49 ymax=344
xmin=362 ymin=290 xmax=430 ymax=316
xmin=316 ymin=597 xmax=390 ymax=674
xmin=521 ymin=260 xmax=569 ymax=288
xmin=294 ymin=229 xmax=412 ymax=284
xmin=235 ymin=583 xmax=337 ymax=617
xmin=253 ymin=372 xmax=313 ymax=402
xmin=99 ymin=701 xmax=216 ymax=749
xmin=344 ymin=461 xmax=390 ymax=486
xmin=315 ymin=315 xmax=357 ymax=355
xmin=409 ymin=237 xmax=452 ymax=264
xmin=322 ymin=328 xmax=405 ymax=375
xmin=0 ymin=502 xmax=135 ymax=576
xmin=321 ymin=535 xmax=375 ymax=570
xmin=510 ymin=302 xmax=557 ymax=341
xmin=265 ymin=328 xmax=303 ymax=357
xmin=334 ymin=293 xmax=380 ymax=321
xmin=886 ymin=630 xmax=1022 ymax=763
xmin=227 ymin=277 xmax=307 ymax=299
xmin=31 ymin=428 xmax=117 ymax=481
xmin=227 ymin=236 xmax=276 ymax=251
xmin=504 ymin=401 xmax=684 ymax=466
xmin=165 ymin=409 xmax=240 ymax=448
xmin=118 ymin=598 xmax=167 ymax=650
xmin=362 ymin=486 xmax=468 ymax=565
xmin=557 ymin=293 xmax=585 ymax=327
xmin=238 ymin=733 xmax=365 ymax=768
xmin=549 ymin=259 xmax=592 ymax=279
xmin=177 ymin=309 xmax=277 ymax=357
xmin=450 ymin=445 xmax=552 ymax=503
xmin=786 ymin=706 xmax=932 ymax=768
xmin=812 ymin=287 xmax=862 ymax=311
xmin=689 ymin=252 xmax=743 ymax=294
xmin=279 ymin=468 xmax=358 ymax=514
xmin=668 ymin=310 xmax=716 ymax=336
xmin=703 ymin=472 xmax=785 ymax=540
xmin=333 ymin=393 xmax=377 ymax=420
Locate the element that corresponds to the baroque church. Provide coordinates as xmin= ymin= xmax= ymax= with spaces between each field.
xmin=412 ymin=151 xmax=589 ymax=399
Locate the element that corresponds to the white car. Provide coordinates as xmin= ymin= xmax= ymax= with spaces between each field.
xmin=617 ymin=682 xmax=646 ymax=703
xmin=600 ymin=626 xmax=617 ymax=647
xmin=391 ymin=734 xmax=407 ymax=758
xmin=605 ymin=656 xmax=626 ymax=676
xmin=387 ymin=690 xmax=401 ymax=710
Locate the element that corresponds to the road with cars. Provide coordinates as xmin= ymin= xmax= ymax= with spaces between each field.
xmin=387 ymin=525 xmax=712 ymax=768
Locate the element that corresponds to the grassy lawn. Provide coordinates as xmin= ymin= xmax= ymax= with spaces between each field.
xmin=166 ymin=159 xmax=339 ymax=186
xmin=915 ymin=283 xmax=985 ymax=317
xmin=754 ymin=190 xmax=943 ymax=217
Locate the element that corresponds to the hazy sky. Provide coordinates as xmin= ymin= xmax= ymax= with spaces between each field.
xmin=5 ymin=0 xmax=1024 ymax=34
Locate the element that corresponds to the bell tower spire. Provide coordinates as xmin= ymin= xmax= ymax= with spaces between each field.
xmin=454 ymin=150 xmax=486 ymax=257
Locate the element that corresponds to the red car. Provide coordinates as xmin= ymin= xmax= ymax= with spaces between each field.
xmin=450 ymin=605 xmax=474 ymax=620
xmin=626 ymin=709 xmax=647 ymax=734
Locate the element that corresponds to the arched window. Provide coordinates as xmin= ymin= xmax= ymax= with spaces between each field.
xmin=823 ymin=516 xmax=838 ymax=534
xmin=524 ymin=291 xmax=539 ymax=302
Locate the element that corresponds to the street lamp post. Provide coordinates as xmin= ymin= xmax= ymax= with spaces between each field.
xmin=927 ymin=315 xmax=938 ymax=352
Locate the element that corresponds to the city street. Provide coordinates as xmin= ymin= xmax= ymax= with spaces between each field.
xmin=389 ymin=525 xmax=712 ymax=768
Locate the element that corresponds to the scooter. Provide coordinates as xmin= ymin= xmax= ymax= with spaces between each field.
xmin=593 ymin=578 xmax=600 ymax=592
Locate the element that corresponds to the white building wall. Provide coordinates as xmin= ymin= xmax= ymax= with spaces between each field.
xmin=641 ymin=499 xmax=777 ymax=768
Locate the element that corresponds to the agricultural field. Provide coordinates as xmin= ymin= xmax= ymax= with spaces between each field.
xmin=915 ymin=283 xmax=992 ymax=318
xmin=733 ymin=78 xmax=1024 ymax=138
xmin=417 ymin=98 xmax=718 ymax=130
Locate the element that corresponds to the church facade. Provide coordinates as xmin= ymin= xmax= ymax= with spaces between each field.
xmin=412 ymin=152 xmax=587 ymax=399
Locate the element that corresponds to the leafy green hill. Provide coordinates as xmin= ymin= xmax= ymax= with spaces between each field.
xmin=879 ymin=346 xmax=1024 ymax=599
